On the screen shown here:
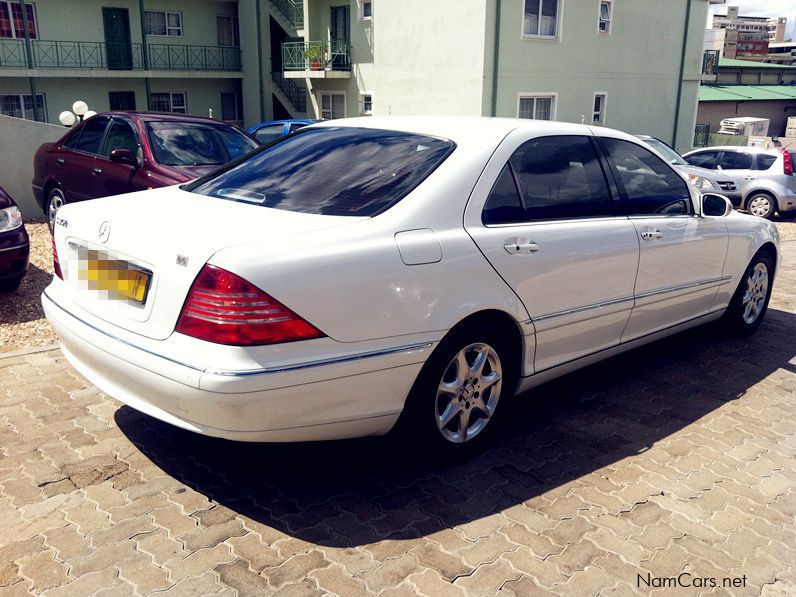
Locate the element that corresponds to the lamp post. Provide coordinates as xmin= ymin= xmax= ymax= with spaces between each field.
xmin=58 ymin=100 xmax=94 ymax=126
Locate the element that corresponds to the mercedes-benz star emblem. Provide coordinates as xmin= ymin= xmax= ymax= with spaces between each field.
xmin=98 ymin=221 xmax=111 ymax=243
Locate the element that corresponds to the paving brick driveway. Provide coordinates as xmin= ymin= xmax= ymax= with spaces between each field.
xmin=1 ymin=244 xmax=795 ymax=596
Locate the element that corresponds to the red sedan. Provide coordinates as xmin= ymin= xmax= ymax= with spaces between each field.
xmin=33 ymin=112 xmax=258 ymax=230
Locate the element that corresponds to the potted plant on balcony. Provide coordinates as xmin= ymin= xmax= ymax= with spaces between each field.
xmin=304 ymin=44 xmax=325 ymax=71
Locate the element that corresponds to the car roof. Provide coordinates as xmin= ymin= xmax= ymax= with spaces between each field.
xmin=101 ymin=111 xmax=237 ymax=125
xmin=687 ymin=146 xmax=781 ymax=155
xmin=307 ymin=116 xmax=601 ymax=146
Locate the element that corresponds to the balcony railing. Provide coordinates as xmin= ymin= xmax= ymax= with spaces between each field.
xmin=282 ymin=40 xmax=350 ymax=72
xmin=272 ymin=0 xmax=304 ymax=30
xmin=0 ymin=39 xmax=241 ymax=71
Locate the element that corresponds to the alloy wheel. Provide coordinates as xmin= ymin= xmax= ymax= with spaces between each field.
xmin=435 ymin=342 xmax=502 ymax=444
xmin=741 ymin=262 xmax=769 ymax=325
xmin=48 ymin=190 xmax=64 ymax=232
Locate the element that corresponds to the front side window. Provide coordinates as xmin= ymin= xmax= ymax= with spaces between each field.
xmin=592 ymin=93 xmax=606 ymax=125
xmin=0 ymin=2 xmax=37 ymax=39
xmin=102 ymin=119 xmax=139 ymax=157
xmin=320 ymin=92 xmax=345 ymax=119
xmin=684 ymin=150 xmax=720 ymax=170
xmin=150 ymin=92 xmax=186 ymax=114
xmin=188 ymin=128 xmax=455 ymax=216
xmin=146 ymin=121 xmax=257 ymax=166
xmin=601 ymin=138 xmax=692 ymax=216
xmin=145 ymin=11 xmax=182 ymax=36
xmin=73 ymin=116 xmax=110 ymax=155
xmin=509 ymin=135 xmax=613 ymax=220
xmin=518 ymin=95 xmax=555 ymax=120
xmin=718 ymin=151 xmax=753 ymax=170
xmin=523 ymin=0 xmax=559 ymax=38
xmin=598 ymin=0 xmax=612 ymax=33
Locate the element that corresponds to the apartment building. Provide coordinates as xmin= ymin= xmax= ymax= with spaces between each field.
xmin=711 ymin=6 xmax=788 ymax=44
xmin=283 ymin=0 xmax=719 ymax=151
xmin=705 ymin=5 xmax=789 ymax=61
xmin=0 ymin=1 xmax=247 ymax=124
xmin=2 ymin=0 xmax=717 ymax=152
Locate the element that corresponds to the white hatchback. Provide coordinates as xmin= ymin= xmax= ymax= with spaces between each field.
xmin=43 ymin=117 xmax=780 ymax=450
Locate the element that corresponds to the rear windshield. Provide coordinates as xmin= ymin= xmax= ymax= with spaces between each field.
xmin=187 ymin=127 xmax=455 ymax=216
xmin=146 ymin=122 xmax=257 ymax=167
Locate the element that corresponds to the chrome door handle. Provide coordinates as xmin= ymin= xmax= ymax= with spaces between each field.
xmin=92 ymin=168 xmax=103 ymax=175
xmin=640 ymin=230 xmax=663 ymax=241
xmin=504 ymin=241 xmax=540 ymax=254
xmin=744 ymin=176 xmax=756 ymax=180
xmin=56 ymin=158 xmax=64 ymax=165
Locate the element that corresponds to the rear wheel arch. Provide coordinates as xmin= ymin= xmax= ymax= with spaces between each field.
xmin=743 ymin=189 xmax=777 ymax=213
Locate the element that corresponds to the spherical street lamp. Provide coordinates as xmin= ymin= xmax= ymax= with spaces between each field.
xmin=58 ymin=111 xmax=76 ymax=127
xmin=72 ymin=101 xmax=88 ymax=117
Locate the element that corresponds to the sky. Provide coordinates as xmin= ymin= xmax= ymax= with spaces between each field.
xmin=707 ymin=0 xmax=796 ymax=40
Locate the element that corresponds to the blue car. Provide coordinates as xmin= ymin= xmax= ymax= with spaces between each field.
xmin=247 ymin=119 xmax=317 ymax=145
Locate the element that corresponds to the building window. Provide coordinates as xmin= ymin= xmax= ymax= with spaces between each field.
xmin=0 ymin=2 xmax=37 ymax=39
xmin=523 ymin=0 xmax=559 ymax=38
xmin=150 ymin=92 xmax=186 ymax=113
xmin=361 ymin=93 xmax=373 ymax=115
xmin=221 ymin=92 xmax=243 ymax=122
xmin=518 ymin=94 xmax=555 ymax=120
xmin=319 ymin=92 xmax=345 ymax=119
xmin=360 ymin=0 xmax=372 ymax=20
xmin=598 ymin=1 xmax=612 ymax=33
xmin=144 ymin=11 xmax=182 ymax=36
xmin=217 ymin=15 xmax=239 ymax=47
xmin=592 ymin=92 xmax=606 ymax=125
xmin=0 ymin=93 xmax=46 ymax=121
xmin=108 ymin=91 xmax=136 ymax=111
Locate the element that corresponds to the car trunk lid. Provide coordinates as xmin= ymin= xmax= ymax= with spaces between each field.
xmin=54 ymin=186 xmax=364 ymax=340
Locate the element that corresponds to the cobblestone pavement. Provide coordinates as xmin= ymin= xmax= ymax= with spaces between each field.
xmin=0 ymin=244 xmax=794 ymax=596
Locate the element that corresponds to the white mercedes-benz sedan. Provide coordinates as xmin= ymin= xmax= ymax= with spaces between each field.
xmin=43 ymin=117 xmax=780 ymax=449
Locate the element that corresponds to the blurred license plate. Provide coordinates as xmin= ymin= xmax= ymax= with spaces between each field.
xmin=82 ymin=252 xmax=151 ymax=303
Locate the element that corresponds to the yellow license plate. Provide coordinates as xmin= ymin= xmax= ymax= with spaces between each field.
xmin=79 ymin=251 xmax=151 ymax=303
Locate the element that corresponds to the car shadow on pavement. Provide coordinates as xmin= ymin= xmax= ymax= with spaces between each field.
xmin=0 ymin=263 xmax=51 ymax=324
xmin=116 ymin=309 xmax=796 ymax=548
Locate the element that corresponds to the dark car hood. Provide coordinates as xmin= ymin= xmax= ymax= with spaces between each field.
xmin=0 ymin=186 xmax=17 ymax=209
xmin=159 ymin=164 xmax=223 ymax=181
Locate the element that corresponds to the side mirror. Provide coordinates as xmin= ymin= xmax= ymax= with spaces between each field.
xmin=110 ymin=148 xmax=139 ymax=168
xmin=701 ymin=193 xmax=733 ymax=218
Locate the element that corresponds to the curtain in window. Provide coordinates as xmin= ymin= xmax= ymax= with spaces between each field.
xmin=523 ymin=0 xmax=557 ymax=36
xmin=0 ymin=3 xmax=12 ymax=37
xmin=0 ymin=95 xmax=22 ymax=118
xmin=145 ymin=12 xmax=166 ymax=35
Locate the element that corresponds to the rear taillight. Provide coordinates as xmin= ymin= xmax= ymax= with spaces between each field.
xmin=781 ymin=149 xmax=793 ymax=176
xmin=176 ymin=265 xmax=325 ymax=346
xmin=52 ymin=236 xmax=63 ymax=280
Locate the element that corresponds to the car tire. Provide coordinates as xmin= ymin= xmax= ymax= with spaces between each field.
xmin=723 ymin=251 xmax=774 ymax=335
xmin=46 ymin=187 xmax=66 ymax=234
xmin=745 ymin=192 xmax=777 ymax=219
xmin=0 ymin=274 xmax=24 ymax=293
xmin=395 ymin=324 xmax=516 ymax=453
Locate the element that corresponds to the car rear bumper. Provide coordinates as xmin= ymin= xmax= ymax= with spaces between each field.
xmin=777 ymin=191 xmax=796 ymax=213
xmin=42 ymin=290 xmax=432 ymax=442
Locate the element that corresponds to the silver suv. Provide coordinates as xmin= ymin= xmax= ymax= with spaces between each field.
xmin=635 ymin=136 xmax=741 ymax=206
xmin=682 ymin=146 xmax=796 ymax=219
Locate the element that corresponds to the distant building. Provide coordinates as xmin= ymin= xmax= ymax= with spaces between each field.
xmin=705 ymin=5 xmax=789 ymax=60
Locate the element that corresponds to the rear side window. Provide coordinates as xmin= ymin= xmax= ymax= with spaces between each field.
xmin=755 ymin=154 xmax=776 ymax=171
xmin=253 ymin=124 xmax=284 ymax=144
xmin=73 ymin=116 xmax=110 ymax=155
xmin=483 ymin=165 xmax=525 ymax=225
xmin=719 ymin=151 xmax=753 ymax=170
xmin=508 ymin=135 xmax=613 ymax=220
xmin=685 ymin=150 xmax=719 ymax=169
xmin=189 ymin=128 xmax=455 ymax=216
xmin=601 ymin=138 xmax=691 ymax=216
